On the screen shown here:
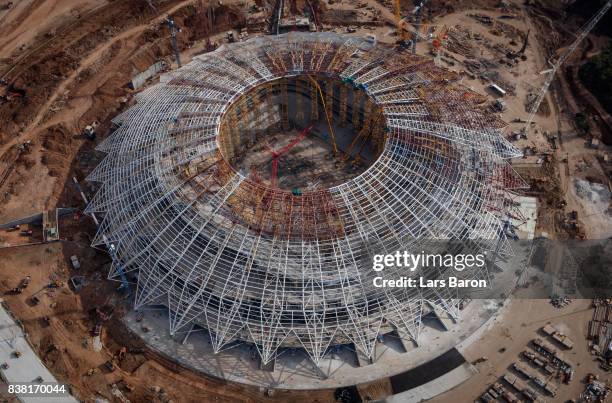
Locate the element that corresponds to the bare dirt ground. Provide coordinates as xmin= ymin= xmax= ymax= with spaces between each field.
xmin=425 ymin=1 xmax=612 ymax=240
xmin=0 ymin=240 xmax=335 ymax=401
xmin=0 ymin=0 xmax=248 ymax=222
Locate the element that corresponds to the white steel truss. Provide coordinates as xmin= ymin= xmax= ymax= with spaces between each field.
xmin=88 ymin=32 xmax=522 ymax=366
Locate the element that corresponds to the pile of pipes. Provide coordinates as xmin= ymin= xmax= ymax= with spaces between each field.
xmin=468 ymin=13 xmax=493 ymax=26
xmin=445 ymin=27 xmax=475 ymax=58
xmin=581 ymin=380 xmax=610 ymax=401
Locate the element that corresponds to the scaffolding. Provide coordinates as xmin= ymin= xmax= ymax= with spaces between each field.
xmin=88 ymin=32 xmax=522 ymax=367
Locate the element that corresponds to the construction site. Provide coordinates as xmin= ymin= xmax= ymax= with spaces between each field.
xmin=0 ymin=0 xmax=611 ymax=402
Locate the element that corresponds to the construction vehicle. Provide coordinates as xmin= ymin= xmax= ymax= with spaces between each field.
xmin=10 ymin=276 xmax=31 ymax=294
xmin=0 ymin=84 xmax=25 ymax=103
xmin=117 ymin=346 xmax=127 ymax=361
xmin=83 ymin=121 xmax=98 ymax=140
xmin=104 ymin=360 xmax=116 ymax=372
xmin=201 ymin=5 xmax=217 ymax=52
xmin=92 ymin=322 xmax=102 ymax=337
xmin=472 ymin=356 xmax=488 ymax=364
xmin=48 ymin=280 xmax=64 ymax=288
xmin=20 ymin=276 xmax=31 ymax=289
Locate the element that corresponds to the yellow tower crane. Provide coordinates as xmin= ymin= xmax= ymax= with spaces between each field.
xmin=307 ymin=76 xmax=338 ymax=156
xmin=394 ymin=0 xmax=409 ymax=43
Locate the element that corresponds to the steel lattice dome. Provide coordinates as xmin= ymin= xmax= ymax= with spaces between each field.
xmin=86 ymin=32 xmax=523 ymax=364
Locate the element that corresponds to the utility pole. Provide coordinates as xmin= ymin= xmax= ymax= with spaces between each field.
xmin=524 ymin=0 xmax=611 ymax=135
xmin=411 ymin=0 xmax=429 ymax=54
xmin=166 ymin=16 xmax=182 ymax=68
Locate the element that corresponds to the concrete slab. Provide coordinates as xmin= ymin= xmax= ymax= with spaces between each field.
xmin=426 ymin=301 xmax=456 ymax=331
xmin=512 ymin=194 xmax=538 ymax=240
xmin=124 ymin=298 xmax=499 ymax=389
xmin=0 ymin=305 xmax=77 ymax=402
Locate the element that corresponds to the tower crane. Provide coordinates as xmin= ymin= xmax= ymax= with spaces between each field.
xmin=166 ymin=16 xmax=182 ymax=68
xmin=524 ymin=0 xmax=611 ymax=135
xmin=393 ymin=0 xmax=409 ymax=43
xmin=411 ymin=0 xmax=430 ymax=54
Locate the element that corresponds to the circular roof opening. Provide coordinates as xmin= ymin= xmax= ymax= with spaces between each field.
xmin=218 ymin=75 xmax=387 ymax=192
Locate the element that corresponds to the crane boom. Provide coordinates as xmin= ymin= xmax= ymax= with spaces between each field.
xmin=394 ymin=0 xmax=408 ymax=42
xmin=276 ymin=124 xmax=313 ymax=157
xmin=268 ymin=125 xmax=313 ymax=187
xmin=524 ymin=0 xmax=611 ymax=134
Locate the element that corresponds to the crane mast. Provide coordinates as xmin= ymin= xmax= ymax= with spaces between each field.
xmin=411 ymin=0 xmax=429 ymax=54
xmin=524 ymin=1 xmax=611 ymax=134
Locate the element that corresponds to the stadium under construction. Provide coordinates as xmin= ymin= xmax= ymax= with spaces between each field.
xmin=86 ymin=32 xmax=525 ymax=384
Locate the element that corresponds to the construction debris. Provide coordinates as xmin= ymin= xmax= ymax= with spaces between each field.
xmin=550 ymin=296 xmax=572 ymax=308
xmin=582 ymin=378 xmax=610 ymax=401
